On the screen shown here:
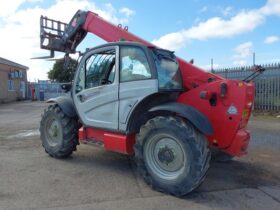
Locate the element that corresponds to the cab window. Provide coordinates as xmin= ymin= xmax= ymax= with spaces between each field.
xmin=85 ymin=49 xmax=116 ymax=89
xmin=120 ymin=46 xmax=151 ymax=82
xmin=153 ymin=49 xmax=183 ymax=90
xmin=75 ymin=64 xmax=85 ymax=94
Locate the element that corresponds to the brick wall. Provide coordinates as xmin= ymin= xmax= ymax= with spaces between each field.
xmin=0 ymin=63 xmax=28 ymax=103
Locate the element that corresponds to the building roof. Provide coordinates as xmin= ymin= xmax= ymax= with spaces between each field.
xmin=0 ymin=57 xmax=29 ymax=70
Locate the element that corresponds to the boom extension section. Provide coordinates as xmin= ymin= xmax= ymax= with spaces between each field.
xmin=38 ymin=10 xmax=156 ymax=57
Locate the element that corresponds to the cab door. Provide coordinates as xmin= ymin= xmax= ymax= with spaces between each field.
xmin=73 ymin=46 xmax=119 ymax=130
xmin=118 ymin=45 xmax=158 ymax=131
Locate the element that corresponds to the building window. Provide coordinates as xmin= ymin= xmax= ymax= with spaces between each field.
xmin=15 ymin=71 xmax=19 ymax=78
xmin=8 ymin=80 xmax=15 ymax=91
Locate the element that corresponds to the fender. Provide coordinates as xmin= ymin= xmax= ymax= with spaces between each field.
xmin=47 ymin=96 xmax=77 ymax=118
xmin=149 ymin=102 xmax=213 ymax=135
xmin=126 ymin=93 xmax=179 ymax=133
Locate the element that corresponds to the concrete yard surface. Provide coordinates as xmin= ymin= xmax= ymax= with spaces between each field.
xmin=0 ymin=101 xmax=279 ymax=210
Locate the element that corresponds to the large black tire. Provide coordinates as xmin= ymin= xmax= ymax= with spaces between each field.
xmin=134 ymin=116 xmax=210 ymax=196
xmin=40 ymin=104 xmax=79 ymax=158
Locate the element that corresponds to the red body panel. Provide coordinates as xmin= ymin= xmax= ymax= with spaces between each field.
xmin=226 ymin=129 xmax=250 ymax=156
xmin=177 ymin=80 xmax=254 ymax=156
xmin=79 ymin=127 xmax=135 ymax=155
xmin=104 ymin=133 xmax=135 ymax=155
xmin=177 ymin=58 xmax=224 ymax=90
xmin=78 ymin=11 xmax=255 ymax=156
xmin=83 ymin=11 xmax=153 ymax=47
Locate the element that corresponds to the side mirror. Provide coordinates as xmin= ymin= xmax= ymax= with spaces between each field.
xmin=254 ymin=65 xmax=265 ymax=73
xmin=243 ymin=65 xmax=266 ymax=82
xmin=61 ymin=83 xmax=72 ymax=92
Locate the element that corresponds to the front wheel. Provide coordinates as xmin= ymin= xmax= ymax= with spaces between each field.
xmin=134 ymin=116 xmax=210 ymax=196
xmin=40 ymin=104 xmax=79 ymax=158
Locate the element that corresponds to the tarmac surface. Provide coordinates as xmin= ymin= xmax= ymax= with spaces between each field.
xmin=0 ymin=101 xmax=279 ymax=210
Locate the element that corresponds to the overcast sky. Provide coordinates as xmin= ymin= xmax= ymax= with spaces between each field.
xmin=0 ymin=0 xmax=279 ymax=81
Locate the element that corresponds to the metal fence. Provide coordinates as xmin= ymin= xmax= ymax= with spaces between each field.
xmin=28 ymin=82 xmax=69 ymax=101
xmin=214 ymin=63 xmax=280 ymax=111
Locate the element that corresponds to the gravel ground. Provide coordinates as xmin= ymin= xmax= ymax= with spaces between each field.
xmin=0 ymin=101 xmax=279 ymax=210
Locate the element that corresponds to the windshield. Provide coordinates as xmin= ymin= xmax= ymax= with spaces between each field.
xmin=152 ymin=49 xmax=183 ymax=90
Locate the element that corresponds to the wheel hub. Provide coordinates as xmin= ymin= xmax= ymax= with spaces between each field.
xmin=158 ymin=146 xmax=175 ymax=165
xmin=45 ymin=118 xmax=62 ymax=147
xmin=50 ymin=123 xmax=58 ymax=137
xmin=49 ymin=122 xmax=59 ymax=138
xmin=144 ymin=135 xmax=187 ymax=180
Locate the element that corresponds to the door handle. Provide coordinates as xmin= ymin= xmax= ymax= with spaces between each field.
xmin=78 ymin=90 xmax=102 ymax=102
xmin=78 ymin=94 xmax=86 ymax=102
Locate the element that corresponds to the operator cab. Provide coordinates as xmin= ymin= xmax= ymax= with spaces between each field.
xmin=73 ymin=42 xmax=183 ymax=132
xmin=74 ymin=42 xmax=183 ymax=93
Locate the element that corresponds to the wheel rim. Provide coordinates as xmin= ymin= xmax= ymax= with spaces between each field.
xmin=45 ymin=116 xmax=62 ymax=147
xmin=144 ymin=134 xmax=187 ymax=180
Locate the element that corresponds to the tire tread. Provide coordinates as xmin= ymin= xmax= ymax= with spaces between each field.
xmin=40 ymin=104 xmax=78 ymax=158
xmin=134 ymin=116 xmax=210 ymax=196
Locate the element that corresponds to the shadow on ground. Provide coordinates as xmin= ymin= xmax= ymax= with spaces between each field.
xmin=56 ymin=146 xmax=280 ymax=195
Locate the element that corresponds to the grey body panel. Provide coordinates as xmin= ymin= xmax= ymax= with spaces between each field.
xmin=72 ymin=42 xmax=192 ymax=133
xmin=119 ymin=79 xmax=158 ymax=131
xmin=47 ymin=96 xmax=77 ymax=118
xmin=149 ymin=102 xmax=213 ymax=135
xmin=72 ymin=43 xmax=159 ymax=131
xmin=75 ymin=84 xmax=119 ymax=129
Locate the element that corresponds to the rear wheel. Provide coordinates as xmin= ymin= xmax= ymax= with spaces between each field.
xmin=134 ymin=116 xmax=210 ymax=196
xmin=40 ymin=104 xmax=79 ymax=158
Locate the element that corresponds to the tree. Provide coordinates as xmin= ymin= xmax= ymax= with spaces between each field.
xmin=48 ymin=58 xmax=78 ymax=82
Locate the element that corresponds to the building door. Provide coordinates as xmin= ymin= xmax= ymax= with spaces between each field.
xmin=20 ymin=81 xmax=26 ymax=99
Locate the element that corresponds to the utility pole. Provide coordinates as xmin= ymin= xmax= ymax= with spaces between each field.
xmin=211 ymin=58 xmax=213 ymax=73
xmin=253 ymin=52 xmax=255 ymax=66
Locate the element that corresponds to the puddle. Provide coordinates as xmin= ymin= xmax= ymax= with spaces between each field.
xmin=6 ymin=129 xmax=40 ymax=139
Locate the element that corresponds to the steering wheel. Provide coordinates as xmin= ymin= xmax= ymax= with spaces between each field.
xmin=101 ymin=78 xmax=112 ymax=85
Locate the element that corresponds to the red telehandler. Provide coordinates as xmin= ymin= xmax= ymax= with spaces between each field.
xmin=38 ymin=10 xmax=259 ymax=196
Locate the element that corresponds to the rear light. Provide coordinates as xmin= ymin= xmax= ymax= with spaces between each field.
xmin=246 ymin=102 xmax=253 ymax=109
xmin=238 ymin=82 xmax=253 ymax=129
xmin=238 ymin=82 xmax=244 ymax=87
xmin=239 ymin=103 xmax=252 ymax=129
xmin=242 ymin=109 xmax=249 ymax=119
